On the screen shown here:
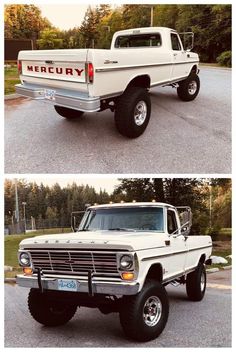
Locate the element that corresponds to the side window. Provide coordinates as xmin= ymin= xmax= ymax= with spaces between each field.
xmin=171 ymin=33 xmax=182 ymax=51
xmin=167 ymin=210 xmax=178 ymax=234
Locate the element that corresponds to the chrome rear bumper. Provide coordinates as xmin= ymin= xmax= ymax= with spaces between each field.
xmin=15 ymin=83 xmax=100 ymax=113
xmin=16 ymin=274 xmax=140 ymax=296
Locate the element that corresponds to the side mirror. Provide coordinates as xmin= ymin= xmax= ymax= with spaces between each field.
xmin=179 ymin=32 xmax=194 ymax=52
xmin=71 ymin=210 xmax=86 ymax=232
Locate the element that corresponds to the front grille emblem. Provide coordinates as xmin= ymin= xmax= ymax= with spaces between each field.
xmin=65 ymin=260 xmax=75 ymax=264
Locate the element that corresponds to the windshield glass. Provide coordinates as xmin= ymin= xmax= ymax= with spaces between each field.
xmin=79 ymin=207 xmax=164 ymax=232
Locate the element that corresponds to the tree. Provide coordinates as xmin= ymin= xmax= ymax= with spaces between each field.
xmin=122 ymin=5 xmax=151 ymax=28
xmin=37 ymin=28 xmax=64 ymax=49
xmin=4 ymin=4 xmax=51 ymax=39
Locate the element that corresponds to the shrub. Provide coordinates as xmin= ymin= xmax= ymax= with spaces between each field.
xmin=216 ymin=51 xmax=232 ymax=67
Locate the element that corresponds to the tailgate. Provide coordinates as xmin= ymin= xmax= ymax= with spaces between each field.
xmin=19 ymin=49 xmax=88 ymax=83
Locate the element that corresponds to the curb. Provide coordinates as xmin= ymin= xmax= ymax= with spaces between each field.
xmin=4 ymin=93 xmax=21 ymax=100
xmin=5 ymin=278 xmax=16 ymax=284
xmin=199 ymin=64 xmax=231 ymax=71
xmin=207 ymin=268 xmax=219 ymax=273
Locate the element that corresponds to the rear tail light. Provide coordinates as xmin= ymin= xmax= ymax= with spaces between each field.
xmin=17 ymin=60 xmax=22 ymax=74
xmin=87 ymin=62 xmax=94 ymax=83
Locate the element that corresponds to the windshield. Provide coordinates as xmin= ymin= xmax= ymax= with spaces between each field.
xmin=79 ymin=207 xmax=164 ymax=232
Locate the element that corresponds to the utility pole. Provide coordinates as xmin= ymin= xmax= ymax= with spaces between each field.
xmin=209 ymin=180 xmax=212 ymax=231
xmin=14 ymin=179 xmax=19 ymax=223
xmin=22 ymin=202 xmax=27 ymax=233
xmin=150 ymin=6 xmax=154 ymax=27
xmin=143 ymin=5 xmax=154 ymax=27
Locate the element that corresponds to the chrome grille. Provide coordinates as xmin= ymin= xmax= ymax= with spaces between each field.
xmin=29 ymin=250 xmax=119 ymax=277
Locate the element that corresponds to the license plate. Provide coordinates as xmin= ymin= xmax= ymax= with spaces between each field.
xmin=58 ymin=279 xmax=78 ymax=292
xmin=44 ymin=89 xmax=56 ymax=101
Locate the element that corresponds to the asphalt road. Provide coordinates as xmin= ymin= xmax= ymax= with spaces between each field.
xmin=5 ymin=66 xmax=231 ymax=174
xmin=4 ymin=270 xmax=231 ymax=347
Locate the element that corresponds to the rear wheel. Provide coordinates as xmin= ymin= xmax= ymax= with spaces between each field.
xmin=186 ymin=263 xmax=206 ymax=301
xmin=28 ymin=289 xmax=77 ymax=326
xmin=114 ymin=86 xmax=151 ymax=138
xmin=54 ymin=105 xmax=84 ymax=119
xmin=119 ymin=280 xmax=169 ymax=342
xmin=177 ymin=72 xmax=200 ymax=101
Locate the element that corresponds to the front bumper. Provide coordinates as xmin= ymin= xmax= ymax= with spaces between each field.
xmin=15 ymin=83 xmax=101 ymax=113
xmin=16 ymin=274 xmax=140 ymax=296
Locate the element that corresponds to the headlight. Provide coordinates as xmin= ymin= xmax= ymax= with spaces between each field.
xmin=19 ymin=252 xmax=31 ymax=266
xmin=120 ymin=255 xmax=133 ymax=270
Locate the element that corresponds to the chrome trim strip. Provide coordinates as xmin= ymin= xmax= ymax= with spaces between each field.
xmin=141 ymin=244 xmax=212 ymax=262
xmin=21 ymin=74 xmax=87 ymax=84
xmin=95 ymin=60 xmax=199 ymax=72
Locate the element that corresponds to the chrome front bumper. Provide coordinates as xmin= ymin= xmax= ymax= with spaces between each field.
xmin=16 ymin=274 xmax=140 ymax=296
xmin=15 ymin=83 xmax=101 ymax=113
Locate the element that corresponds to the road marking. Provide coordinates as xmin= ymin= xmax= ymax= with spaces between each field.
xmin=207 ymin=283 xmax=231 ymax=290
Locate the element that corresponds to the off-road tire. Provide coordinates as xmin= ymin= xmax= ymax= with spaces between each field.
xmin=54 ymin=105 xmax=84 ymax=119
xmin=119 ymin=280 xmax=169 ymax=342
xmin=114 ymin=86 xmax=151 ymax=138
xmin=28 ymin=289 xmax=77 ymax=326
xmin=177 ymin=73 xmax=200 ymax=101
xmin=186 ymin=263 xmax=206 ymax=301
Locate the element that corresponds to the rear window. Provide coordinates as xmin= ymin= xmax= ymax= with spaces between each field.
xmin=115 ymin=33 xmax=162 ymax=48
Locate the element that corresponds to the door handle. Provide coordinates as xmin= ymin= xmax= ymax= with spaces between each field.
xmin=173 ymin=53 xmax=178 ymax=57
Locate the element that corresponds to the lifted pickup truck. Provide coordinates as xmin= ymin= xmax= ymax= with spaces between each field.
xmin=16 ymin=202 xmax=212 ymax=342
xmin=15 ymin=27 xmax=200 ymax=138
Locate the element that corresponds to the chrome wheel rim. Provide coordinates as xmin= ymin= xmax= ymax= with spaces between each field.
xmin=143 ymin=296 xmax=162 ymax=327
xmin=134 ymin=101 xmax=147 ymax=126
xmin=188 ymin=80 xmax=198 ymax=95
xmin=200 ymin=272 xmax=205 ymax=292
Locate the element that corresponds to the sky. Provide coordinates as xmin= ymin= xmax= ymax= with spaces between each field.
xmin=8 ymin=176 xmax=120 ymax=194
xmin=39 ymin=4 xmax=89 ymax=30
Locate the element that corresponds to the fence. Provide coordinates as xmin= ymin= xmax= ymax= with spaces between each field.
xmin=5 ymin=38 xmax=34 ymax=62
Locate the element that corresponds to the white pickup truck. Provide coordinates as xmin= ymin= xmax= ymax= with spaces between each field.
xmin=16 ymin=202 xmax=212 ymax=342
xmin=15 ymin=27 xmax=200 ymax=138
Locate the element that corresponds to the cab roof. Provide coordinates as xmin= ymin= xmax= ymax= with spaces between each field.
xmin=114 ymin=27 xmax=176 ymax=36
xmin=88 ymin=202 xmax=175 ymax=209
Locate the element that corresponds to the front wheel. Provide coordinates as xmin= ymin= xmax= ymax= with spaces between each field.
xmin=114 ymin=86 xmax=151 ymax=138
xmin=177 ymin=72 xmax=200 ymax=101
xmin=28 ymin=289 xmax=77 ymax=326
xmin=186 ymin=263 xmax=206 ymax=301
xmin=119 ymin=280 xmax=169 ymax=342
xmin=54 ymin=105 xmax=84 ymax=119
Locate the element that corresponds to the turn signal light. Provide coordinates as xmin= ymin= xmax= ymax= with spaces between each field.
xmin=23 ymin=267 xmax=33 ymax=276
xmin=121 ymin=272 xmax=134 ymax=280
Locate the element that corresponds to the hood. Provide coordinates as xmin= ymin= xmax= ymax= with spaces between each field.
xmin=20 ymin=230 xmax=168 ymax=252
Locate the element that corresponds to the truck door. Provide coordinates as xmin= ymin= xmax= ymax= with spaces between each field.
xmin=170 ymin=32 xmax=188 ymax=81
xmin=167 ymin=208 xmax=187 ymax=277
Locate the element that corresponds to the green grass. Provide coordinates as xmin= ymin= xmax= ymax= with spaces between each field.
xmin=218 ymin=228 xmax=231 ymax=236
xmin=4 ymin=66 xmax=20 ymax=95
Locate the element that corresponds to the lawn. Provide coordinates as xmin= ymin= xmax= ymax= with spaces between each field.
xmin=4 ymin=66 xmax=20 ymax=94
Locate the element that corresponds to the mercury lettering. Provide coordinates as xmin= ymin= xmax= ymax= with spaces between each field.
xmin=26 ymin=65 xmax=84 ymax=76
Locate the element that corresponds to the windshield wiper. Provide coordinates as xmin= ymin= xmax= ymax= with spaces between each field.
xmin=108 ymin=228 xmax=136 ymax=232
